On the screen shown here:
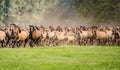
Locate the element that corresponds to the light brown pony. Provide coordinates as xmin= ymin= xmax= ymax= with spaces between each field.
xmin=77 ymin=29 xmax=94 ymax=46
xmin=94 ymin=29 xmax=108 ymax=45
xmin=55 ymin=30 xmax=76 ymax=45
xmin=55 ymin=31 xmax=67 ymax=45
xmin=12 ymin=25 xmax=29 ymax=48
xmin=0 ymin=29 xmax=6 ymax=47
xmin=66 ymin=31 xmax=76 ymax=45
xmin=46 ymin=30 xmax=58 ymax=46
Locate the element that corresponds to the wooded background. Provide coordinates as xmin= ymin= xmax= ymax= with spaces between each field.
xmin=0 ymin=0 xmax=120 ymax=26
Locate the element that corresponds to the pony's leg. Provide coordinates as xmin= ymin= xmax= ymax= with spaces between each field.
xmin=79 ymin=39 xmax=82 ymax=46
xmin=24 ymin=39 xmax=28 ymax=47
xmin=33 ymin=39 xmax=36 ymax=46
xmin=0 ymin=41 xmax=1 ymax=48
xmin=97 ymin=39 xmax=100 ymax=46
xmin=6 ymin=39 xmax=9 ymax=47
xmin=3 ymin=40 xmax=6 ymax=47
xmin=9 ymin=40 xmax=12 ymax=47
xmin=101 ymin=39 xmax=104 ymax=46
xmin=19 ymin=42 xmax=22 ymax=48
xmin=118 ymin=39 xmax=120 ymax=46
xmin=16 ymin=41 xmax=21 ymax=48
xmin=106 ymin=39 xmax=109 ymax=46
xmin=103 ymin=39 xmax=105 ymax=46
xmin=90 ymin=38 xmax=93 ymax=46
xmin=29 ymin=40 xmax=34 ymax=47
xmin=1 ymin=41 xmax=4 ymax=48
xmin=35 ymin=38 xmax=40 ymax=46
xmin=112 ymin=39 xmax=115 ymax=46
xmin=10 ymin=40 xmax=14 ymax=47
xmin=1 ymin=40 xmax=6 ymax=48
xmin=103 ymin=39 xmax=106 ymax=46
xmin=29 ymin=41 xmax=32 ymax=47
xmin=37 ymin=38 xmax=42 ymax=46
xmin=83 ymin=39 xmax=86 ymax=46
xmin=110 ymin=38 xmax=112 ymax=46
xmin=116 ymin=39 xmax=119 ymax=46
xmin=12 ymin=41 xmax=16 ymax=48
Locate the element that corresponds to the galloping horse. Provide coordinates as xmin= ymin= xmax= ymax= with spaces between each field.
xmin=12 ymin=25 xmax=29 ymax=48
xmin=5 ymin=28 xmax=15 ymax=47
xmin=0 ymin=29 xmax=6 ymax=47
xmin=29 ymin=25 xmax=43 ymax=47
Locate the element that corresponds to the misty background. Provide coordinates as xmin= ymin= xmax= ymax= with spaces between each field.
xmin=0 ymin=0 xmax=120 ymax=27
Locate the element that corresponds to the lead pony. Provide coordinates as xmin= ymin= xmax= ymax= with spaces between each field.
xmin=11 ymin=24 xmax=29 ymax=48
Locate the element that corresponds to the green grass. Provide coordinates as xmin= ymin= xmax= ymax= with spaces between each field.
xmin=0 ymin=46 xmax=120 ymax=70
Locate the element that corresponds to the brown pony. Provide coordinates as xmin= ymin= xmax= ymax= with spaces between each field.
xmin=12 ymin=25 xmax=29 ymax=48
xmin=0 ymin=29 xmax=6 ymax=47
xmin=112 ymin=28 xmax=120 ymax=46
xmin=29 ymin=25 xmax=43 ymax=47
xmin=4 ymin=27 xmax=15 ymax=47
xmin=94 ymin=29 xmax=108 ymax=46
xmin=77 ymin=29 xmax=94 ymax=46
xmin=66 ymin=31 xmax=76 ymax=45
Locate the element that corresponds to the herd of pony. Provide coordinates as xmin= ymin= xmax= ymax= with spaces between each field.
xmin=0 ymin=24 xmax=120 ymax=48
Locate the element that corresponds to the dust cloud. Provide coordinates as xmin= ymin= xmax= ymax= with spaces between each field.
xmin=40 ymin=0 xmax=93 ymax=28
xmin=7 ymin=0 xmax=119 ymax=28
xmin=14 ymin=0 xmax=93 ymax=28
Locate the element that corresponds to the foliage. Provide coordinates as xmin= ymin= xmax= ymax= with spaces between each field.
xmin=0 ymin=0 xmax=59 ymax=25
xmin=0 ymin=0 xmax=120 ymax=25
xmin=73 ymin=0 xmax=120 ymax=23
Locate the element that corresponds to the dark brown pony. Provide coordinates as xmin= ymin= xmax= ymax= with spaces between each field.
xmin=29 ymin=25 xmax=43 ymax=47
xmin=4 ymin=27 xmax=15 ymax=47
xmin=112 ymin=29 xmax=120 ymax=46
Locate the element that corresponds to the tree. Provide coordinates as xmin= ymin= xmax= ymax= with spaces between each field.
xmin=73 ymin=0 xmax=120 ymax=23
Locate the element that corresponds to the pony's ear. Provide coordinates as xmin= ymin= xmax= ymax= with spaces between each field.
xmin=29 ymin=25 xmax=34 ymax=32
xmin=33 ymin=26 xmax=35 ymax=31
xmin=18 ymin=27 xmax=21 ymax=33
xmin=80 ymin=30 xmax=82 ymax=33
xmin=35 ymin=26 xmax=40 ymax=30
xmin=29 ymin=25 xmax=32 ymax=27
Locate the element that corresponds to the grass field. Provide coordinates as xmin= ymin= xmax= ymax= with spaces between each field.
xmin=0 ymin=46 xmax=120 ymax=70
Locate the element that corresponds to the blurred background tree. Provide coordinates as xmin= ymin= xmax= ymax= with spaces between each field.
xmin=73 ymin=0 xmax=120 ymax=23
xmin=0 ymin=0 xmax=120 ymax=26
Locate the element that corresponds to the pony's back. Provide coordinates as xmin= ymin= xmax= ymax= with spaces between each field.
xmin=0 ymin=30 xmax=6 ymax=41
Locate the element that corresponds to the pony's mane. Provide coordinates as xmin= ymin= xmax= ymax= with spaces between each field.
xmin=29 ymin=25 xmax=35 ymax=31
xmin=15 ymin=26 xmax=21 ymax=33
xmin=35 ymin=26 xmax=40 ymax=30
xmin=10 ymin=24 xmax=16 ymax=26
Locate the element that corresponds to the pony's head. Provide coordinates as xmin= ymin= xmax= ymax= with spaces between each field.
xmin=10 ymin=24 xmax=16 ymax=30
xmin=29 ymin=25 xmax=35 ymax=32
xmin=14 ymin=26 xmax=21 ymax=35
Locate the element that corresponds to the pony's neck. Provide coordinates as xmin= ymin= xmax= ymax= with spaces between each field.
xmin=15 ymin=31 xmax=19 ymax=38
xmin=16 ymin=28 xmax=21 ymax=38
